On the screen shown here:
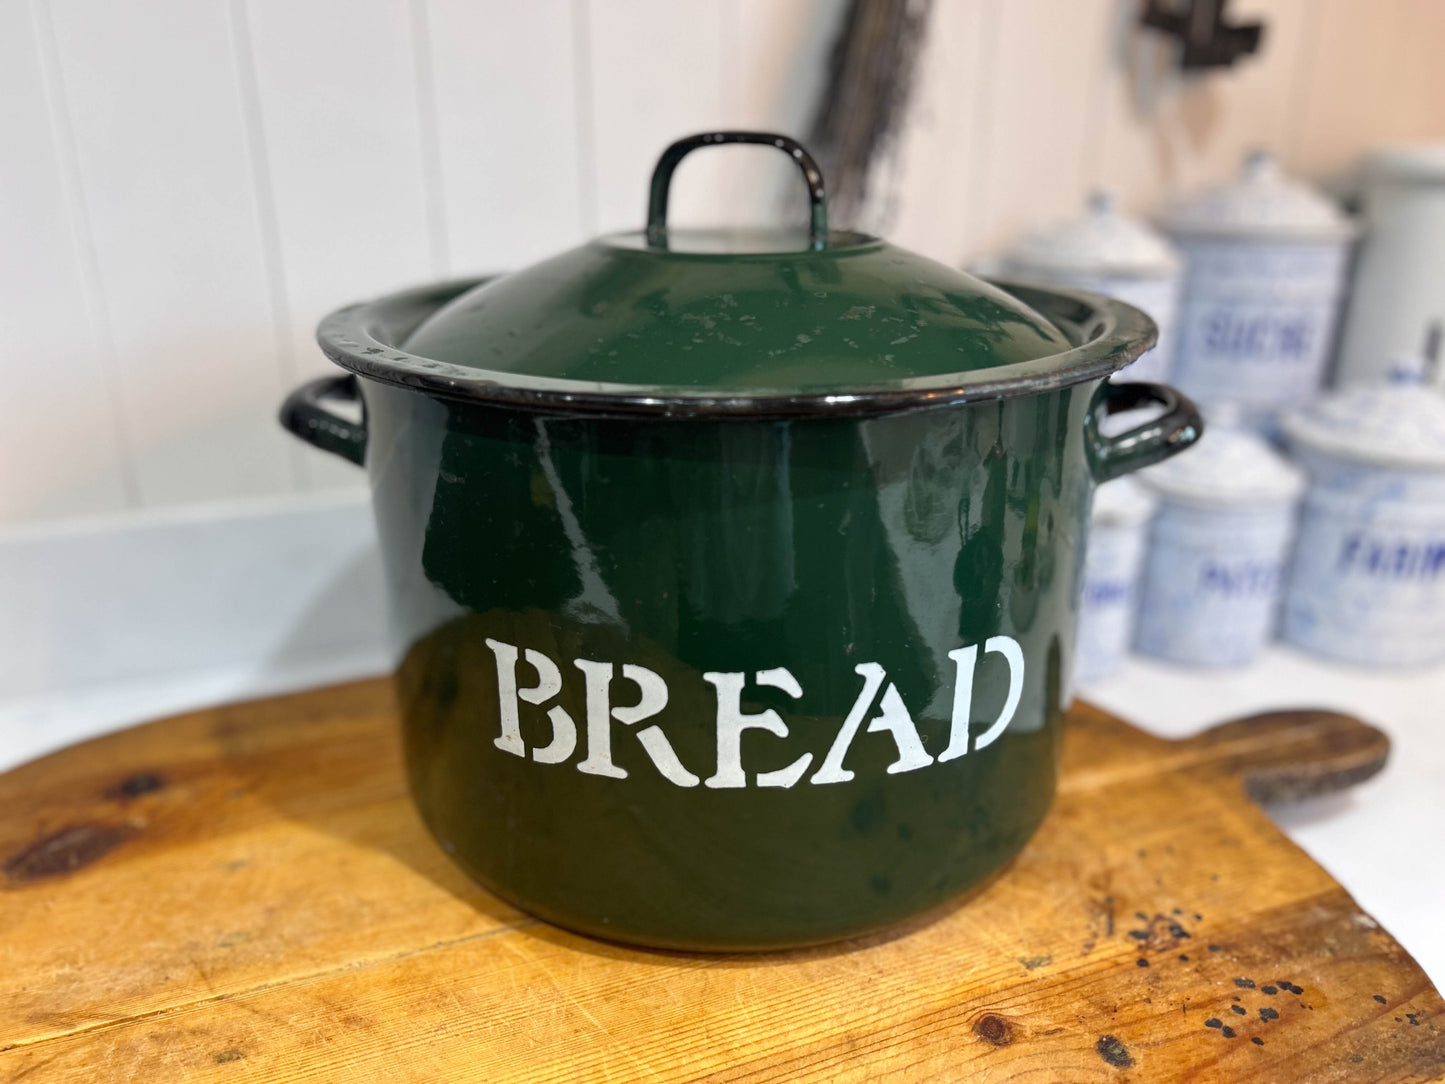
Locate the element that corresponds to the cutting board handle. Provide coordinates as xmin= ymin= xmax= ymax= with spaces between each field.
xmin=1178 ymin=709 xmax=1389 ymax=805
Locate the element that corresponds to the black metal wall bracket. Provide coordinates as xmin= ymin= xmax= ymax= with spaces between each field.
xmin=1140 ymin=0 xmax=1265 ymax=71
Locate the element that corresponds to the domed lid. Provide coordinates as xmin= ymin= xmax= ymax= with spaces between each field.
xmin=1138 ymin=414 xmax=1304 ymax=507
xmin=1365 ymin=142 xmax=1445 ymax=185
xmin=1282 ymin=384 xmax=1445 ymax=470
xmin=319 ymin=132 xmax=1156 ymax=417
xmin=1159 ymin=150 xmax=1355 ymax=243
xmin=1004 ymin=191 xmax=1180 ymax=277
xmin=403 ymin=233 xmax=1074 ymax=392
xmin=1092 ymin=475 xmax=1158 ymax=527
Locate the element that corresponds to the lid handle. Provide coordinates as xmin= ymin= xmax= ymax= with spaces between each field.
xmin=646 ymin=132 xmax=829 ymax=251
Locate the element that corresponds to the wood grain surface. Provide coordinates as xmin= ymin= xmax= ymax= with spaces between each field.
xmin=0 ymin=679 xmax=1439 ymax=1083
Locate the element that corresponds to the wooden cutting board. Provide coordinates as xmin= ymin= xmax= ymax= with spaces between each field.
xmin=1 ymin=679 xmax=1441 ymax=1083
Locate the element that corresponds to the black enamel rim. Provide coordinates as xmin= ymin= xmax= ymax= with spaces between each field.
xmin=316 ymin=276 xmax=1157 ymax=419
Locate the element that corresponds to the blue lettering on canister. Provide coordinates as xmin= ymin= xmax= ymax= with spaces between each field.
xmin=1202 ymin=308 xmax=1314 ymax=361
xmin=1198 ymin=560 xmax=1282 ymax=597
xmin=1337 ymin=532 xmax=1445 ymax=580
xmin=1083 ymin=579 xmax=1132 ymax=607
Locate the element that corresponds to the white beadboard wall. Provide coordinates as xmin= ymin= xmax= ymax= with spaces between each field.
xmin=4 ymin=0 xmax=1445 ymax=527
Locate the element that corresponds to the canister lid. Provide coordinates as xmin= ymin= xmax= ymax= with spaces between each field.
xmin=1364 ymin=143 xmax=1445 ymax=185
xmin=1003 ymin=191 xmax=1180 ymax=278
xmin=1158 ymin=150 xmax=1355 ymax=243
xmin=1137 ymin=420 xmax=1305 ymax=507
xmin=1282 ymin=384 xmax=1445 ymax=470
xmin=319 ymin=132 xmax=1157 ymax=417
xmin=1092 ymin=475 xmax=1158 ymax=527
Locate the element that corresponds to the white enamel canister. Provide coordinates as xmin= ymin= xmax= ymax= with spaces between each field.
xmin=1281 ymin=384 xmax=1445 ymax=665
xmin=1334 ymin=145 xmax=1445 ymax=388
xmin=1160 ymin=152 xmax=1355 ymax=428
xmin=1001 ymin=191 xmax=1182 ymax=385
xmin=1134 ymin=421 xmax=1305 ymax=666
xmin=1075 ymin=476 xmax=1157 ymax=684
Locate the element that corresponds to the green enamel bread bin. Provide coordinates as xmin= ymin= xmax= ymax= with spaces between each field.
xmin=281 ymin=132 xmax=1202 ymax=951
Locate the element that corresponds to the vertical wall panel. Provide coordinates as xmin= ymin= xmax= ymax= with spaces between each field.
xmin=0 ymin=1 xmax=130 ymax=524
xmin=426 ymin=0 xmax=587 ymax=275
xmin=585 ymin=0 xmax=730 ymax=234
xmin=966 ymin=0 xmax=1113 ymax=256
xmin=885 ymin=0 xmax=990 ymax=264
xmin=45 ymin=0 xmax=295 ymax=507
xmin=242 ymin=0 xmax=437 ymax=490
xmin=1090 ymin=0 xmax=1310 ymax=213
xmin=717 ymin=0 xmax=848 ymax=228
xmin=1288 ymin=0 xmax=1445 ymax=179
xmin=730 ymin=0 xmax=844 ymax=131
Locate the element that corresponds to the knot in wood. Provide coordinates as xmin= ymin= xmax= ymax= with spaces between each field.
xmin=974 ymin=1013 xmax=1014 ymax=1046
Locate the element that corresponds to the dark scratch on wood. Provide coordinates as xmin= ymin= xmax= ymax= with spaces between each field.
xmin=4 ymin=824 xmax=136 ymax=883
xmin=104 ymin=771 xmax=166 ymax=803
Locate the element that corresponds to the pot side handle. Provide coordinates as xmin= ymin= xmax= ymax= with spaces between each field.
xmin=279 ymin=374 xmax=367 ymax=467
xmin=1086 ymin=381 xmax=1203 ymax=484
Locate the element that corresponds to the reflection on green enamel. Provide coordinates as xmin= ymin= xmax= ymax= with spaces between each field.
xmin=401 ymin=236 xmax=1073 ymax=392
xmin=366 ymin=379 xmax=1095 ymax=950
